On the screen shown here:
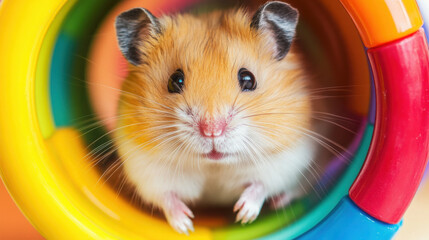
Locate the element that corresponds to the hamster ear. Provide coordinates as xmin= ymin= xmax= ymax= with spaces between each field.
xmin=251 ymin=1 xmax=299 ymax=60
xmin=115 ymin=8 xmax=161 ymax=66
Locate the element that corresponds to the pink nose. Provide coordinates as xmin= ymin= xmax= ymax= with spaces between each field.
xmin=199 ymin=119 xmax=227 ymax=138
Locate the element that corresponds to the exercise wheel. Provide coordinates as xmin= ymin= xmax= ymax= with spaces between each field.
xmin=0 ymin=0 xmax=428 ymax=239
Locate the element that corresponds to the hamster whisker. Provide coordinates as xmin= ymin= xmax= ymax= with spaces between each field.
xmin=76 ymin=112 xmax=146 ymax=136
xmin=83 ymin=117 xmax=177 ymax=158
xmin=118 ymin=99 xmax=173 ymax=115
xmin=137 ymin=97 xmax=175 ymax=111
xmin=246 ymin=122 xmax=351 ymax=163
xmin=99 ymin=131 xmax=184 ymax=185
xmin=85 ymin=127 xmax=158 ymax=170
xmin=172 ymin=140 xmax=193 ymax=181
xmin=241 ymin=109 xmax=359 ymax=124
xmin=242 ymin=110 xmax=358 ymax=134
xmin=241 ymin=112 xmax=296 ymax=119
xmin=137 ymin=109 xmax=181 ymax=120
xmin=243 ymin=123 xmax=294 ymax=150
xmin=115 ymin=175 xmax=130 ymax=200
xmin=289 ymin=125 xmax=353 ymax=162
xmin=248 ymin=136 xmax=281 ymax=171
xmin=245 ymin=127 xmax=295 ymax=154
xmin=83 ymin=118 xmax=176 ymax=168
xmin=240 ymin=137 xmax=263 ymax=168
xmin=232 ymin=89 xmax=276 ymax=114
xmin=85 ymin=122 xmax=151 ymax=150
xmin=259 ymin=130 xmax=324 ymax=199
xmin=98 ymin=160 xmax=123 ymax=184
xmin=262 ymin=136 xmax=327 ymax=197
xmin=179 ymin=92 xmax=192 ymax=111
xmin=308 ymin=94 xmax=361 ymax=101
xmin=307 ymin=85 xmax=357 ymax=93
xmin=311 ymin=111 xmax=359 ymax=123
xmin=139 ymin=133 xmax=192 ymax=180
xmin=303 ymin=163 xmax=328 ymax=196
xmin=230 ymin=90 xmax=242 ymax=111
xmin=243 ymin=125 xmax=328 ymax=198
xmin=135 ymin=133 xmax=186 ymax=159
xmin=234 ymin=91 xmax=303 ymax=116
xmin=70 ymin=112 xmax=107 ymax=125
xmin=310 ymin=116 xmax=357 ymax=134
xmin=134 ymin=134 xmax=183 ymax=169
xmin=233 ymin=97 xmax=275 ymax=115
xmin=85 ymin=141 xmax=116 ymax=165
xmin=81 ymin=123 xmax=148 ymax=166
xmin=69 ymin=75 xmax=144 ymax=102
xmin=81 ymin=79 xmax=174 ymax=112
xmin=289 ymin=161 xmax=323 ymax=200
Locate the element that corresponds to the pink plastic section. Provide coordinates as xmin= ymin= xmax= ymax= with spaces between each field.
xmin=350 ymin=29 xmax=429 ymax=224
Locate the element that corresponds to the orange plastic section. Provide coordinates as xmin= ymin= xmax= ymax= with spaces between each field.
xmin=340 ymin=0 xmax=423 ymax=47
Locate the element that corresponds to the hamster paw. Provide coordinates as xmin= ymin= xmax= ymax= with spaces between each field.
xmin=162 ymin=193 xmax=195 ymax=235
xmin=233 ymin=182 xmax=265 ymax=224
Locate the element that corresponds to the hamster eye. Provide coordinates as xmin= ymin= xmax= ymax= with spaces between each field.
xmin=238 ymin=68 xmax=257 ymax=91
xmin=168 ymin=69 xmax=185 ymax=93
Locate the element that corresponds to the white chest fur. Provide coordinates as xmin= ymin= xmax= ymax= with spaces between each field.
xmin=117 ymin=135 xmax=316 ymax=208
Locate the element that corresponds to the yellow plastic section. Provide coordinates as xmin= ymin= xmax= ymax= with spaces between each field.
xmin=46 ymin=129 xmax=212 ymax=239
xmin=340 ymin=0 xmax=423 ymax=47
xmin=0 ymin=0 xmax=90 ymax=238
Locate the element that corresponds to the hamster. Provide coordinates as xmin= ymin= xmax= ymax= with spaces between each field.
xmin=113 ymin=1 xmax=315 ymax=234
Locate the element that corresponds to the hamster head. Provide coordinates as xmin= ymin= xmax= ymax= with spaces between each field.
xmin=115 ymin=2 xmax=311 ymax=164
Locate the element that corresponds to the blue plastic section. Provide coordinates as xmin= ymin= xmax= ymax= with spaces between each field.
xmin=298 ymin=197 xmax=402 ymax=240
xmin=50 ymin=33 xmax=76 ymax=127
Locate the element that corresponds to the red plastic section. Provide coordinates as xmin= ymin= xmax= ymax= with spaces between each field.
xmin=350 ymin=29 xmax=429 ymax=224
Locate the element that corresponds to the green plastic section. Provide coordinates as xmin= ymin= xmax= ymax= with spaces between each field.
xmin=47 ymin=0 xmax=118 ymax=151
xmin=213 ymin=201 xmax=307 ymax=240
xmin=34 ymin=0 xmax=77 ymax=138
xmin=213 ymin=124 xmax=373 ymax=240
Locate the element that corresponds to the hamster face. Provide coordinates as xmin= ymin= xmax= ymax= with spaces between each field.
xmin=117 ymin=10 xmax=311 ymax=165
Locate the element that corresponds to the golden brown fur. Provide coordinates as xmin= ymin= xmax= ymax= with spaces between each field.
xmin=113 ymin=5 xmax=317 ymax=234
xmin=118 ymin=9 xmax=311 ymax=155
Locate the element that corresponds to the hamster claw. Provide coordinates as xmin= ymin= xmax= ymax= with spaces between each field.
xmin=235 ymin=199 xmax=262 ymax=224
xmin=165 ymin=206 xmax=194 ymax=235
xmin=175 ymin=217 xmax=194 ymax=235
xmin=162 ymin=193 xmax=195 ymax=234
xmin=234 ymin=182 xmax=265 ymax=225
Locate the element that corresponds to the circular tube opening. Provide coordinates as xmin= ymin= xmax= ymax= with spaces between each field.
xmin=33 ymin=0 xmax=372 ymax=238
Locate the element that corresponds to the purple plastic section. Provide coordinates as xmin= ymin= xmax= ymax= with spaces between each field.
xmin=318 ymin=118 xmax=367 ymax=189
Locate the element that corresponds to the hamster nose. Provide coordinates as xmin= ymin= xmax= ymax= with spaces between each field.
xmin=199 ymin=119 xmax=227 ymax=138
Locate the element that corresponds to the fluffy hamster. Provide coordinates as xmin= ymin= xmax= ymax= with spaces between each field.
xmin=114 ymin=1 xmax=315 ymax=234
